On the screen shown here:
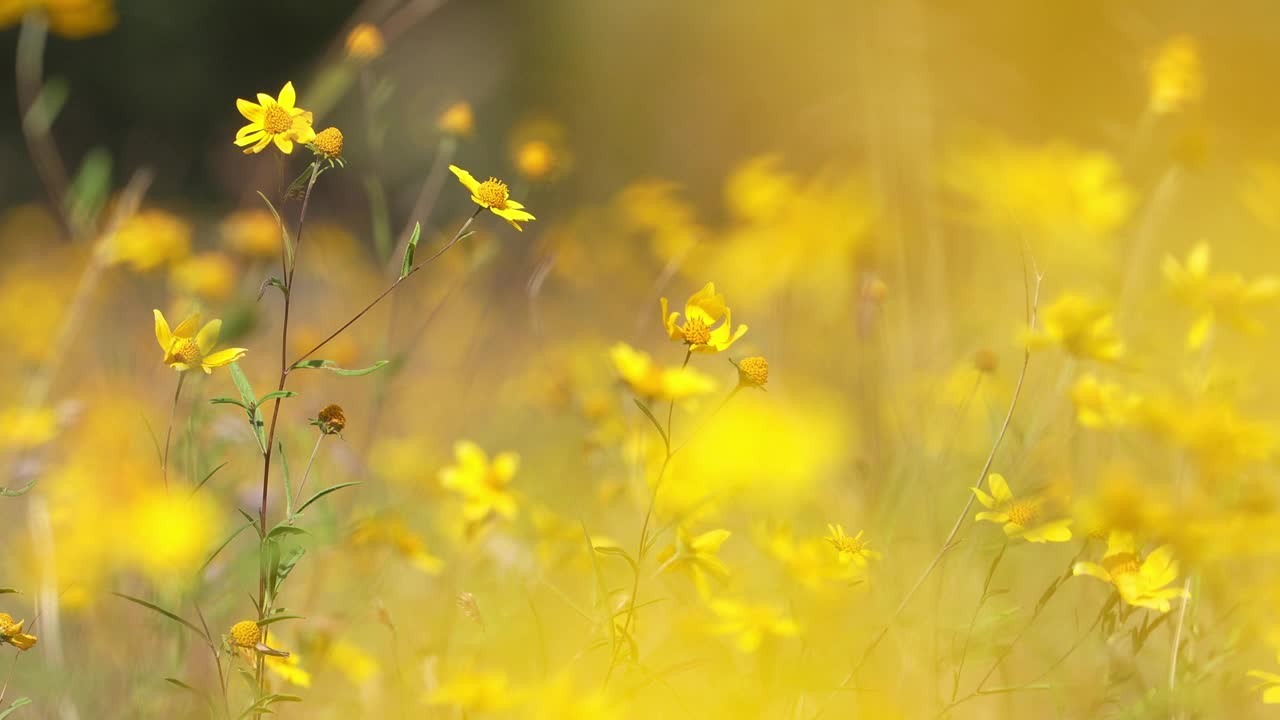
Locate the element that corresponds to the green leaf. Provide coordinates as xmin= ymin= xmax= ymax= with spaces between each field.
xmin=209 ymin=398 xmax=249 ymax=409
xmin=65 ymin=147 xmax=111 ymax=232
xmin=190 ymin=461 xmax=229 ymax=497
xmin=201 ymin=519 xmax=255 ymax=575
xmin=0 ymin=477 xmax=38 ymax=497
xmin=291 ymin=359 xmax=389 ymax=376
xmin=279 ymin=440 xmax=294 ymax=518
xmin=228 ymin=362 xmax=256 ymax=407
xmin=594 ymin=545 xmax=639 ymax=576
xmin=266 ymin=525 xmax=308 ymax=541
xmin=256 ymin=614 xmax=305 ymax=627
xmin=0 ymin=698 xmax=32 ymax=719
xmin=632 ymin=398 xmax=669 ymax=449
xmin=164 ymin=678 xmax=213 ymax=709
xmin=258 ymin=391 xmax=297 ymax=405
xmin=294 ymin=482 xmax=360 ymax=516
xmin=23 ymin=76 xmax=67 ymax=135
xmin=113 ymin=593 xmax=208 ymax=642
xmin=258 ymin=275 xmax=286 ymax=301
xmin=0 ymin=589 xmax=17 ymax=594
xmin=401 ymin=221 xmax=421 ymax=278
xmin=256 ymin=191 xmax=292 ymax=267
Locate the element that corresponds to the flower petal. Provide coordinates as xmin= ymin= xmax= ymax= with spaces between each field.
xmin=449 ymin=165 xmax=481 ymax=193
xmin=201 ymin=347 xmax=247 ymax=368
xmin=196 ymin=318 xmax=222 ymax=355
xmin=277 ymin=81 xmax=296 ymax=109
xmin=236 ymin=98 xmax=264 ymax=122
xmin=986 ymin=473 xmax=1013 ymax=504
xmin=173 ymin=312 xmax=201 ymax=338
xmin=153 ymin=309 xmax=172 ymax=352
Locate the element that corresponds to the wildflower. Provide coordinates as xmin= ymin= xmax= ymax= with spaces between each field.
xmin=229 ymin=619 xmax=261 ymax=650
xmin=314 ymin=404 xmax=346 ymax=435
xmin=448 ymin=165 xmax=535 ymax=231
xmin=153 ymin=310 xmax=247 ymax=374
xmin=515 ymin=140 xmax=555 ymax=180
xmin=1072 ymin=531 xmax=1189 ymax=612
xmin=101 ymin=209 xmax=191 ymax=271
xmin=1071 ymin=374 xmax=1142 ymax=429
xmin=0 ymin=406 xmax=58 ymax=449
xmin=427 ymin=669 xmax=515 ymax=712
xmin=705 ymin=597 xmax=799 ymax=653
xmin=266 ymin=653 xmax=312 ymax=687
xmin=0 ymin=613 xmax=37 ymax=651
xmin=439 ymin=441 xmax=519 ymax=523
xmin=609 ymin=342 xmax=717 ymax=401
xmin=127 ymin=491 xmax=218 ymax=580
xmin=972 ymin=473 xmax=1072 ymax=543
xmin=0 ymin=0 xmax=117 ymax=38
xmin=660 ymin=282 xmax=749 ymax=353
xmin=234 ymin=81 xmax=316 ymax=155
xmin=656 ymin=527 xmax=732 ymax=593
xmin=734 ymin=356 xmax=769 ymax=389
xmin=344 ymin=22 xmax=385 ymax=61
xmin=755 ymin=524 xmax=858 ymax=591
xmin=1247 ymin=652 xmax=1280 ymax=704
xmin=169 ymin=252 xmax=236 ymax=300
xmin=438 ymin=102 xmax=474 ymax=136
xmin=1149 ymin=35 xmax=1203 ymax=115
xmin=973 ymin=349 xmax=999 ymax=374
xmin=1163 ymin=241 xmax=1279 ymax=349
xmin=350 ymin=513 xmax=443 ymax=574
xmin=824 ymin=524 xmax=883 ymax=566
xmin=1024 ymin=293 xmax=1125 ymax=363
xmin=220 ymin=209 xmax=281 ymax=258
xmin=311 ymin=127 xmax=344 ymax=160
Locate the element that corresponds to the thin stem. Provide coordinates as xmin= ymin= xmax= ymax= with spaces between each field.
xmin=812 ymin=268 xmax=1043 ymax=720
xmin=291 ymin=433 xmax=326 ymax=521
xmin=950 ymin=541 xmax=1007 ymax=701
xmin=161 ymin=371 xmax=187 ymax=492
xmin=194 ymin=603 xmax=231 ymax=720
xmin=1167 ymin=576 xmax=1193 ymax=694
xmin=387 ymin=135 xmax=456 ymax=275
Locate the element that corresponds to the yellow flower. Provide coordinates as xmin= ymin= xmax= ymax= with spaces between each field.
xmin=234 ymin=81 xmax=316 ymax=155
xmin=220 ymin=209 xmax=281 ymax=258
xmin=0 ymin=0 xmax=117 ymax=38
xmin=1163 ymin=242 xmax=1279 ymax=349
xmin=660 ymin=282 xmax=749 ymax=353
xmin=101 ymin=208 xmax=191 ymax=271
xmin=755 ymin=524 xmax=858 ymax=591
xmin=0 ymin=613 xmax=37 ymax=651
xmin=609 ymin=342 xmax=717 ymax=401
xmin=153 ymin=309 xmax=247 ymax=374
xmin=824 ymin=524 xmax=883 ymax=566
xmin=439 ymin=441 xmax=519 ymax=523
xmin=656 ymin=527 xmax=732 ymax=592
xmin=1247 ymin=651 xmax=1280 ymax=704
xmin=229 ymin=619 xmax=261 ymax=649
xmin=1072 ymin=531 xmax=1189 ymax=612
xmin=1024 ymin=293 xmax=1125 ymax=363
xmin=126 ymin=491 xmax=218 ymax=580
xmin=344 ymin=22 xmax=385 ymax=61
xmin=169 ymin=251 xmax=237 ymax=301
xmin=515 ymin=140 xmax=555 ymax=180
xmin=0 ymin=406 xmax=58 ymax=449
xmin=705 ymin=597 xmax=799 ymax=653
xmin=735 ymin=356 xmax=769 ymax=388
xmin=1149 ymin=35 xmax=1203 ymax=115
xmin=448 ymin=165 xmax=535 ymax=231
xmin=1071 ymin=374 xmax=1142 ymax=429
xmin=311 ymin=127 xmax=344 ymax=160
xmin=427 ymin=669 xmax=515 ymax=712
xmin=438 ymin=102 xmax=474 ymax=136
xmin=349 ymin=513 xmax=444 ymax=574
xmin=972 ymin=473 xmax=1072 ymax=543
xmin=265 ymin=653 xmax=311 ymax=688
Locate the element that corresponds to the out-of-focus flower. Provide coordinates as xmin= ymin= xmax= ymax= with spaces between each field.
xmin=349 ymin=513 xmax=444 ymax=574
xmin=0 ymin=406 xmax=58 ymax=449
xmin=515 ymin=140 xmax=555 ymax=180
xmin=705 ymin=597 xmax=799 ymax=653
xmin=438 ymin=102 xmax=474 ymax=136
xmin=1072 ymin=464 xmax=1174 ymax=539
xmin=1163 ymin=242 xmax=1279 ymax=349
xmin=972 ymin=473 xmax=1072 ymax=543
xmin=234 ymin=81 xmax=316 ymax=155
xmin=126 ymin=490 xmax=218 ymax=580
xmin=525 ymin=675 xmax=620 ymax=720
xmin=266 ymin=653 xmax=311 ymax=687
xmin=725 ymin=154 xmax=797 ymax=224
xmin=660 ymin=282 xmax=748 ymax=353
xmin=656 ymin=527 xmax=732 ymax=593
xmin=0 ymin=0 xmax=117 ymax=38
xmin=824 ymin=524 xmax=882 ymax=566
xmin=1072 ymin=531 xmax=1189 ymax=612
xmin=1247 ymin=652 xmax=1280 ymax=704
xmin=0 ymin=613 xmax=37 ymax=651
xmin=1149 ymin=35 xmax=1203 ymax=115
xmin=344 ymin=22 xmax=384 ymax=61
xmin=1024 ymin=293 xmax=1125 ymax=364
xmin=427 ymin=669 xmax=515 ymax=712
xmin=153 ymin=310 xmax=247 ymax=374
xmin=323 ymin=640 xmax=379 ymax=685
xmin=101 ymin=209 xmax=191 ymax=271
xmin=311 ymin=126 xmax=344 ymax=160
xmin=439 ymin=441 xmax=519 ymax=523
xmin=1071 ymin=374 xmax=1142 ymax=429
xmin=755 ymin=524 xmax=858 ymax=591
xmin=169 ymin=251 xmax=237 ymax=301
xmin=1143 ymin=395 xmax=1276 ymax=476
xmin=734 ymin=356 xmax=769 ymax=388
xmin=510 ymin=118 xmax=570 ymax=182
xmin=220 ymin=209 xmax=280 ymax=258
xmin=609 ymin=342 xmax=717 ymax=402
xmin=448 ymin=166 xmax=535 ymax=231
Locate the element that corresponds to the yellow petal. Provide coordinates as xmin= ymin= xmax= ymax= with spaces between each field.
xmin=153 ymin=309 xmax=172 ymax=352
xmin=1072 ymin=561 xmax=1112 ymax=583
xmin=201 ymin=347 xmax=247 ymax=368
xmin=173 ymin=312 xmax=201 ymax=338
xmin=493 ymin=451 xmax=520 ymax=482
xmin=277 ymin=81 xmax=296 ymax=110
xmin=449 ymin=165 xmax=481 ymax=193
xmin=986 ymin=473 xmax=1014 ymax=504
xmin=236 ymin=98 xmax=264 ymax=122
xmin=274 ymin=136 xmax=294 ymax=155
xmin=256 ymin=93 xmax=275 ymax=107
xmin=196 ymin=319 xmax=222 ymax=355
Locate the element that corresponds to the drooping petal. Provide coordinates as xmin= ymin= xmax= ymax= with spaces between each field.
xmin=154 ymin=309 xmax=172 ymax=352
xmin=201 ymin=347 xmax=247 ymax=368
xmin=685 ymin=282 xmax=727 ymax=323
xmin=1139 ymin=545 xmax=1179 ymax=588
xmin=449 ymin=165 xmax=482 ymax=193
xmin=196 ymin=319 xmax=222 ymax=355
xmin=971 ymin=486 xmax=996 ymax=509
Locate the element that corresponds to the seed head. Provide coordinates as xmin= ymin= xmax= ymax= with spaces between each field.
xmin=317 ymin=404 xmax=347 ymax=435
xmin=681 ymin=317 xmax=711 ymax=346
xmin=312 ymin=127 xmax=344 ymax=159
xmin=737 ymin=356 xmax=769 ymax=387
xmin=229 ymin=620 xmax=261 ymax=648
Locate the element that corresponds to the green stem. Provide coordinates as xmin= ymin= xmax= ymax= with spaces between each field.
xmin=161 ymin=371 xmax=187 ymax=492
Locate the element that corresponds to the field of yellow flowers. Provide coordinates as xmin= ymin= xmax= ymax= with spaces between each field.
xmin=3 ymin=1 xmax=1280 ymax=718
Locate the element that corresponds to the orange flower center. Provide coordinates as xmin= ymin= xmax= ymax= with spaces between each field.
xmin=313 ymin=127 xmax=344 ymax=158
xmin=170 ymin=338 xmax=201 ymax=365
xmin=1007 ymin=501 xmax=1040 ymax=527
xmin=682 ymin=317 xmax=711 ymax=346
xmin=475 ymin=178 xmax=510 ymax=209
xmin=738 ymin=356 xmax=769 ymax=386
xmin=1102 ymin=552 xmax=1141 ymax=577
xmin=263 ymin=104 xmax=293 ymax=135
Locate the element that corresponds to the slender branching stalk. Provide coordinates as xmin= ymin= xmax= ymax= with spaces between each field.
xmin=161 ymin=371 xmax=188 ymax=492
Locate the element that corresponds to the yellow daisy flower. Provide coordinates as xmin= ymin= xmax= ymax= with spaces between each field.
xmin=656 ymin=526 xmax=732 ymax=593
xmin=1072 ymin=531 xmax=1189 ymax=613
xmin=448 ymin=165 xmax=536 ymax=231
xmin=824 ymin=524 xmax=882 ymax=567
xmin=153 ymin=309 xmax=248 ymax=374
xmin=660 ymin=282 xmax=749 ymax=353
xmin=971 ymin=473 xmax=1073 ymax=543
xmin=1023 ymin=293 xmax=1125 ymax=364
xmin=0 ymin=613 xmax=37 ymax=651
xmin=234 ymin=81 xmax=317 ymax=155
xmin=705 ymin=597 xmax=799 ymax=653
xmin=439 ymin=441 xmax=519 ymax=523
